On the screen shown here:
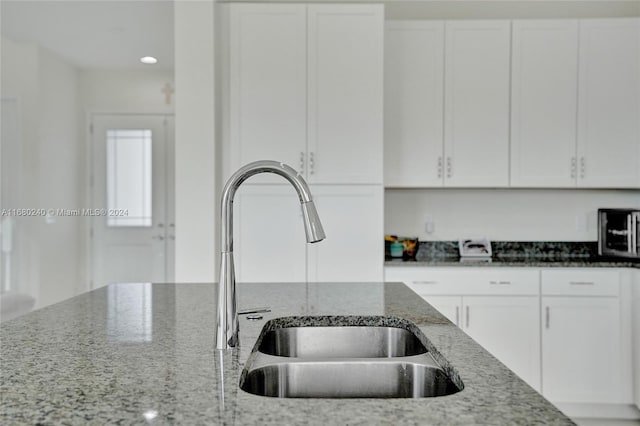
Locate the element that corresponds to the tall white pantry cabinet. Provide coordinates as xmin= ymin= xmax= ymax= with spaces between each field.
xmin=225 ymin=3 xmax=384 ymax=282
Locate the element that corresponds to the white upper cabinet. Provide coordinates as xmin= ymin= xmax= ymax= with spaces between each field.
xmin=384 ymin=21 xmax=445 ymax=187
xmin=307 ymin=5 xmax=384 ymax=184
xmin=444 ymin=21 xmax=511 ymax=187
xmin=228 ymin=4 xmax=307 ymax=183
xmin=385 ymin=17 xmax=638 ymax=189
xmin=577 ymin=18 xmax=640 ymax=188
xmin=510 ymin=20 xmax=579 ymax=187
xmin=228 ymin=3 xmax=383 ymax=185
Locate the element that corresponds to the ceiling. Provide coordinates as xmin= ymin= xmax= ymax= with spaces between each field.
xmin=1 ymin=0 xmax=174 ymax=70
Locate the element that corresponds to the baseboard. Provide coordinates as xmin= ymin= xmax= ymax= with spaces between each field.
xmin=555 ymin=403 xmax=640 ymax=420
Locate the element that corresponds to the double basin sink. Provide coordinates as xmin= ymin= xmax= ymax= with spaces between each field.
xmin=239 ymin=316 xmax=464 ymax=398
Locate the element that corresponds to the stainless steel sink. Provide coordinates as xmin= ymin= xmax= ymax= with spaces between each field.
xmin=241 ymin=355 xmax=458 ymax=398
xmin=239 ymin=317 xmax=464 ymax=399
xmin=258 ymin=326 xmax=427 ymax=358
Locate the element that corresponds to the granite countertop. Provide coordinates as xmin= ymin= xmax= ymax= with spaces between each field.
xmin=1 ymin=282 xmax=573 ymax=425
xmin=385 ymin=257 xmax=640 ymax=268
xmin=385 ymin=240 xmax=639 ymax=268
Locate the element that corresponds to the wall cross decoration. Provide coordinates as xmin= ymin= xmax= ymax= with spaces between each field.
xmin=162 ymin=82 xmax=174 ymax=105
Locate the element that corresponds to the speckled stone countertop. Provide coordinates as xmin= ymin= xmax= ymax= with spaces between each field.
xmin=1 ymin=282 xmax=573 ymax=425
xmin=385 ymin=257 xmax=639 ymax=268
xmin=385 ymin=241 xmax=639 ymax=268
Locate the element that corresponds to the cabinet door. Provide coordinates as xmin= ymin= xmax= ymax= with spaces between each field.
xmin=384 ymin=21 xmax=445 ymax=187
xmin=422 ymin=295 xmax=461 ymax=326
xmin=307 ymin=4 xmax=384 ymax=184
xmin=228 ymin=4 xmax=307 ymax=182
xmin=306 ymin=185 xmax=383 ymax=282
xmin=234 ymin=185 xmax=307 ymax=282
xmin=444 ymin=21 xmax=511 ymax=187
xmin=463 ymin=296 xmax=541 ymax=391
xmin=510 ymin=20 xmax=579 ymax=188
xmin=577 ymin=18 xmax=640 ymax=188
xmin=541 ymin=296 xmax=623 ymax=403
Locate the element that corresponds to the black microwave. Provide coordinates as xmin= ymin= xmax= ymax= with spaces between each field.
xmin=598 ymin=208 xmax=640 ymax=259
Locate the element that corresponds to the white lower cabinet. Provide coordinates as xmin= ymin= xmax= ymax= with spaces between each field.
xmin=386 ymin=266 xmax=635 ymax=414
xmin=463 ymin=296 xmax=541 ymax=391
xmin=541 ymin=296 xmax=622 ymax=404
xmin=385 ymin=267 xmax=541 ymax=391
xmin=540 ymin=269 xmax=634 ymax=416
xmin=235 ymin=184 xmax=383 ymax=283
xmin=427 ymin=294 xmax=541 ymax=391
xmin=425 ymin=296 xmax=460 ymax=325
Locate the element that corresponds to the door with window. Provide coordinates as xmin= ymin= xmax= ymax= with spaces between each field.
xmin=91 ymin=114 xmax=174 ymax=288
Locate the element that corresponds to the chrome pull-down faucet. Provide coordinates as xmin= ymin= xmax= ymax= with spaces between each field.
xmin=216 ymin=161 xmax=326 ymax=349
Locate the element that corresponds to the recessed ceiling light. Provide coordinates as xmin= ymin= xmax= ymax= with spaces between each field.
xmin=140 ymin=56 xmax=158 ymax=65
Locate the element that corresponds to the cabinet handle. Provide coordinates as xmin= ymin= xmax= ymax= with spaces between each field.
xmin=570 ymin=157 xmax=577 ymax=179
xmin=299 ymin=151 xmax=305 ymax=175
xmin=569 ymin=281 xmax=594 ymax=286
xmin=465 ymin=306 xmax=469 ymax=328
xmin=455 ymin=306 xmax=460 ymax=327
xmin=580 ymin=157 xmax=585 ymax=179
xmin=489 ymin=280 xmax=511 ymax=285
xmin=437 ymin=157 xmax=443 ymax=179
xmin=309 ymin=152 xmax=315 ymax=175
xmin=630 ymin=214 xmax=638 ymax=254
xmin=446 ymin=157 xmax=452 ymax=178
xmin=545 ymin=306 xmax=550 ymax=329
xmin=413 ymin=280 xmax=438 ymax=285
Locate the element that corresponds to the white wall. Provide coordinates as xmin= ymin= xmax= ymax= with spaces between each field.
xmin=385 ymin=189 xmax=640 ymax=242
xmin=1 ymin=36 xmax=84 ymax=309
xmin=80 ymin=69 xmax=174 ymax=114
xmin=36 ymin=47 xmax=83 ymax=308
xmin=1 ymin=36 xmax=39 ymax=302
xmin=174 ymin=0 xmax=217 ymax=282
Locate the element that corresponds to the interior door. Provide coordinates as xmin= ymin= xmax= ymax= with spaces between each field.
xmin=91 ymin=114 xmax=174 ymax=287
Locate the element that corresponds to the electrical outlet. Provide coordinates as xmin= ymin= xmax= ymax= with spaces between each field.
xmin=424 ymin=215 xmax=434 ymax=234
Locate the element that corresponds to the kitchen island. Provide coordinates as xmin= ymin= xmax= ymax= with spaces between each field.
xmin=0 ymin=282 xmax=573 ymax=425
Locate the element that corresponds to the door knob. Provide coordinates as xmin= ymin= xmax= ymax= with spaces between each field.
xmin=152 ymin=235 xmax=165 ymax=241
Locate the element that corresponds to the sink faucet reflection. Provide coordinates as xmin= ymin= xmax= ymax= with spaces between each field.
xmin=216 ymin=161 xmax=326 ymax=349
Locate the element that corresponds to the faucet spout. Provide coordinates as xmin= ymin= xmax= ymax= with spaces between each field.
xmin=216 ymin=161 xmax=325 ymax=349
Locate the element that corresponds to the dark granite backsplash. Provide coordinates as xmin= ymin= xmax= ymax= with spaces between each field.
xmin=415 ymin=241 xmax=598 ymax=261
